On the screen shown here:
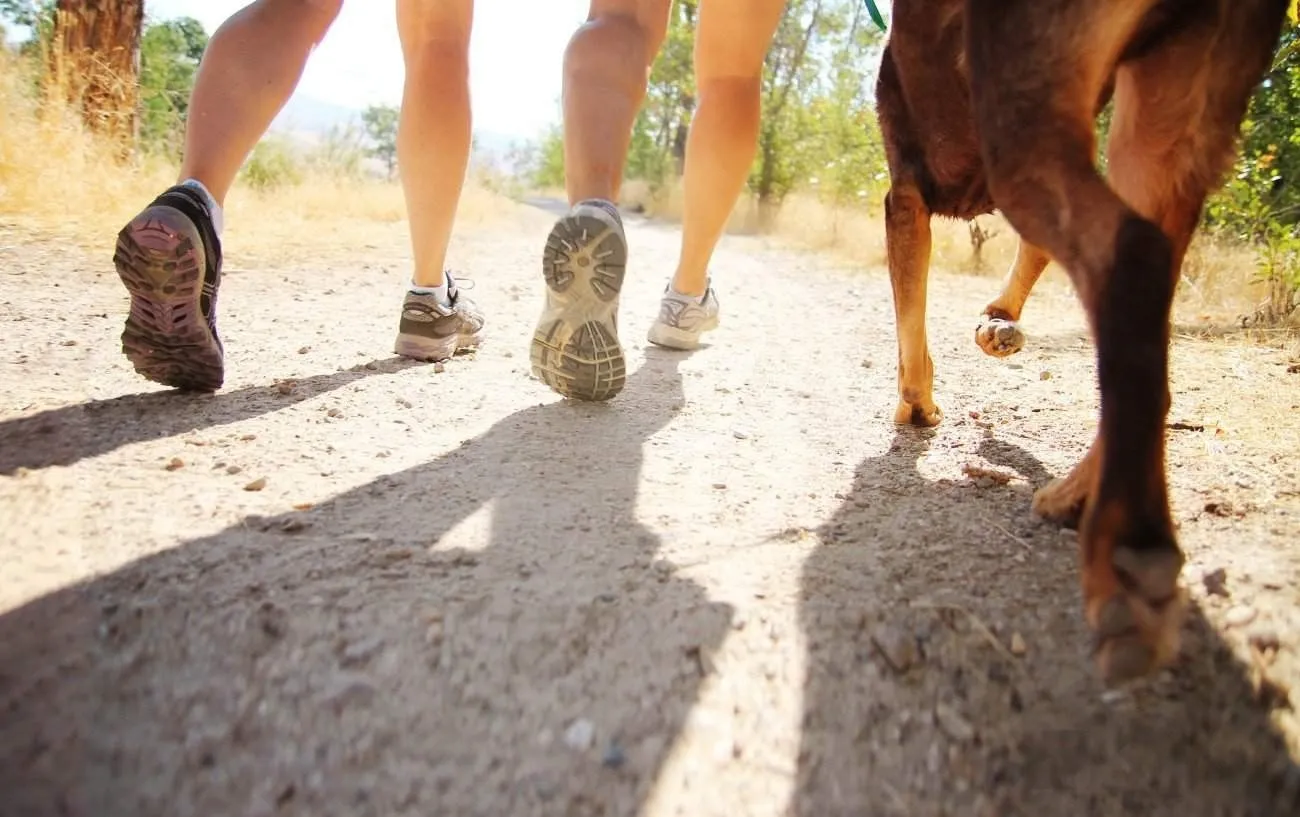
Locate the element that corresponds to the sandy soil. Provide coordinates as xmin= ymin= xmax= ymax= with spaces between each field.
xmin=1 ymin=200 xmax=1299 ymax=817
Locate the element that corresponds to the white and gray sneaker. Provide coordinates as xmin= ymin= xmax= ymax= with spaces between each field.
xmin=530 ymin=199 xmax=628 ymax=401
xmin=646 ymin=281 xmax=720 ymax=350
xmin=393 ymin=272 xmax=485 ymax=362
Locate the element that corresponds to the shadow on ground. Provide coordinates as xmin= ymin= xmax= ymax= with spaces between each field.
xmin=793 ymin=427 xmax=1300 ymax=816
xmin=0 ymin=358 xmax=420 ymax=474
xmin=0 ymin=349 xmax=732 ymax=817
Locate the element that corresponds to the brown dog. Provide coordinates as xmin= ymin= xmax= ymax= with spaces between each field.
xmin=876 ymin=0 xmax=1289 ymax=684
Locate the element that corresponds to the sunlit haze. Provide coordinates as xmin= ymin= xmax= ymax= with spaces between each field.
xmin=143 ymin=0 xmax=590 ymax=141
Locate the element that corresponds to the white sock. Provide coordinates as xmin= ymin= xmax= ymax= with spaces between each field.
xmin=667 ymin=284 xmax=707 ymax=305
xmin=179 ymin=178 xmax=224 ymax=237
xmin=409 ymin=279 xmax=451 ymax=307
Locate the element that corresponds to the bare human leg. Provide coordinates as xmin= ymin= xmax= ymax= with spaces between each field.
xmin=114 ymin=0 xmax=342 ymax=392
xmin=645 ymin=0 xmax=785 ymax=352
xmin=529 ymin=0 xmax=671 ymax=401
xmin=391 ymin=0 xmax=486 ymax=363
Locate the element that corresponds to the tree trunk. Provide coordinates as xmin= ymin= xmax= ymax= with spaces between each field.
xmin=51 ymin=0 xmax=145 ymax=152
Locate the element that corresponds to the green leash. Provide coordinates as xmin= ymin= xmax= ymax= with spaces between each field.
xmin=863 ymin=0 xmax=887 ymax=32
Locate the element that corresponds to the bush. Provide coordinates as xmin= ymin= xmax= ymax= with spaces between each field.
xmin=240 ymin=137 xmax=304 ymax=192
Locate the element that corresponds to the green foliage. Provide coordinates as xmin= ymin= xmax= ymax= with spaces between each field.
xmin=308 ymin=122 xmax=367 ymax=180
xmin=624 ymin=0 xmax=696 ymax=189
xmin=1203 ymin=20 xmax=1300 ymax=318
xmin=761 ymin=0 xmax=886 ymax=209
xmin=522 ymin=122 xmax=566 ymax=189
xmin=592 ymin=0 xmax=887 ymax=216
xmin=0 ymin=0 xmax=52 ymax=39
xmin=0 ymin=1 xmax=55 ymax=61
xmin=240 ymin=136 xmax=303 ymax=192
xmin=361 ymin=104 xmax=399 ymax=177
xmin=138 ymin=16 xmax=207 ymax=157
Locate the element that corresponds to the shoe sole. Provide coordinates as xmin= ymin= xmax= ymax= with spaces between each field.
xmin=646 ymin=315 xmax=719 ymax=351
xmin=530 ymin=207 xmax=627 ymax=401
xmin=114 ymin=206 xmax=224 ymax=391
xmin=394 ymin=332 xmax=483 ymax=362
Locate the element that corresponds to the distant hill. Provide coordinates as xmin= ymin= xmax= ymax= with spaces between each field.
xmin=271 ymin=92 xmax=364 ymax=138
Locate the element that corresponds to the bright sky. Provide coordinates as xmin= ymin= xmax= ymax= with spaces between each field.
xmin=146 ymin=0 xmax=590 ymax=138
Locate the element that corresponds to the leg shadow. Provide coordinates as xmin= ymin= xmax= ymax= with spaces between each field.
xmin=0 ymin=357 xmax=421 ymax=474
xmin=0 ymin=348 xmax=733 ymax=817
xmin=795 ymin=428 xmax=1298 ymax=815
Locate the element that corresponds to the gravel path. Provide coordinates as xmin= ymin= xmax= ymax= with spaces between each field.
xmin=2 ymin=201 xmax=1298 ymax=816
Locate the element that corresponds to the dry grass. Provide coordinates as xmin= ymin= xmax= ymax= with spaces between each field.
xmin=0 ymin=50 xmax=173 ymax=242
xmin=0 ymin=49 xmax=518 ymax=262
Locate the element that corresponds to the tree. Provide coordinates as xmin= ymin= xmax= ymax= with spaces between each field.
xmin=0 ymin=0 xmax=56 ymax=58
xmin=50 ymin=0 xmax=144 ymax=148
xmin=625 ymin=0 xmax=696 ymax=186
xmin=361 ymin=104 xmax=399 ymax=178
xmin=137 ymin=16 xmax=207 ymax=156
xmin=614 ymin=0 xmax=884 ymax=223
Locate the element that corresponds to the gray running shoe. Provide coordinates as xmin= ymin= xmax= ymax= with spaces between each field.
xmin=530 ymin=199 xmax=627 ymax=401
xmin=394 ymin=273 xmax=485 ymax=361
xmin=646 ymin=281 xmax=720 ymax=350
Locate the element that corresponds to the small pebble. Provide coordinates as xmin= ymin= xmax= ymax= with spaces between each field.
xmin=164 ymin=457 xmax=185 ymax=471
xmin=244 ymin=477 xmax=268 ymax=492
xmin=61 ymin=339 xmax=77 ymax=347
xmin=712 ymin=483 xmax=727 ymax=490
xmin=340 ymin=636 xmax=385 ymax=668
xmin=872 ymin=625 xmax=918 ymax=673
xmin=279 ymin=517 xmax=308 ymax=533
xmin=1039 ymin=370 xmax=1052 ymax=380
xmin=1224 ymin=605 xmax=1258 ymax=628
xmin=321 ymin=675 xmax=378 ymax=711
xmin=563 ymin=719 xmax=595 ymax=751
xmin=240 ymin=434 xmax=257 ymax=442
xmin=424 ymin=617 xmax=444 ymax=646
xmin=733 ymin=430 xmax=750 ymax=440
xmin=1009 ymin=632 xmax=1027 ymax=656
xmin=602 ymin=741 xmax=626 ymax=769
xmin=1202 ymin=567 xmax=1230 ymax=597
xmin=298 ymin=346 xmax=310 ymax=355
xmin=434 ymin=362 xmax=446 ymax=374
xmin=1101 ymin=689 xmax=1129 ymax=705
xmin=226 ymin=465 xmax=243 ymax=475
xmin=327 ymin=408 xmax=342 ymax=419
xmin=934 ymin=703 xmax=975 ymax=742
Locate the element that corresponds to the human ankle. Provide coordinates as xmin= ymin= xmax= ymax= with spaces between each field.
xmin=178 ymin=178 xmax=225 ymax=237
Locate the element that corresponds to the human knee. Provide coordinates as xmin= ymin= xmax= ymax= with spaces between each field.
xmin=252 ymin=0 xmax=342 ymax=42
xmin=397 ymin=0 xmax=472 ymax=56
xmin=578 ymin=0 xmax=671 ymax=61
xmin=693 ymin=0 xmax=783 ymax=81
xmin=403 ymin=36 xmax=471 ymax=74
xmin=261 ymin=0 xmax=343 ymax=22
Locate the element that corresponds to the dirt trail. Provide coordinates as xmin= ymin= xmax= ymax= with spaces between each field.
xmin=2 ymin=202 xmax=1299 ymax=817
